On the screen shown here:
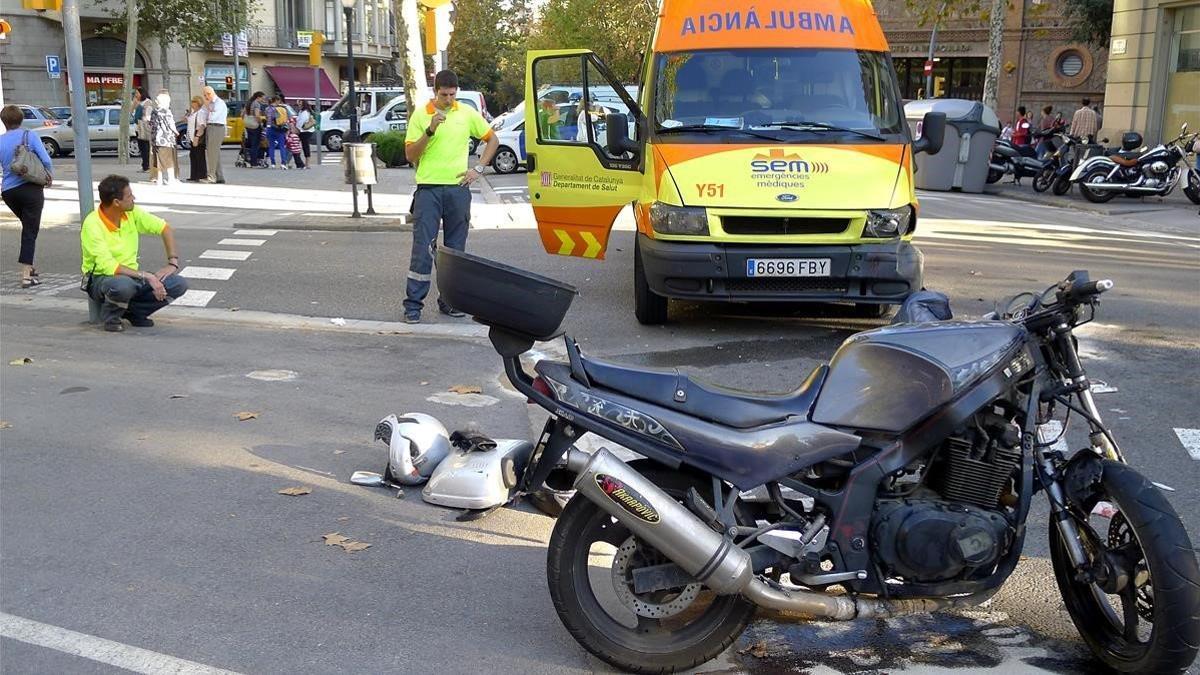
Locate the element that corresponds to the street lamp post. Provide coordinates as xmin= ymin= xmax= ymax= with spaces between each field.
xmin=341 ymin=0 xmax=360 ymax=218
xmin=342 ymin=0 xmax=359 ymax=144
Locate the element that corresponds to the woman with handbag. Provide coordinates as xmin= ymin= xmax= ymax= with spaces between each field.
xmin=296 ymin=100 xmax=316 ymax=167
xmin=185 ymin=96 xmax=208 ymax=182
xmin=0 ymin=104 xmax=54 ymax=288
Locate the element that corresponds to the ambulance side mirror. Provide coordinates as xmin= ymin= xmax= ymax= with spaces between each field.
xmin=606 ymin=112 xmax=639 ymax=158
xmin=913 ymin=112 xmax=946 ymax=155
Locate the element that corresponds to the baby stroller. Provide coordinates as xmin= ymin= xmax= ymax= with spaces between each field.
xmin=233 ymin=127 xmax=268 ymax=168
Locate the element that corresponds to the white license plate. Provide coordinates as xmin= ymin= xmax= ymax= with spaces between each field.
xmin=745 ymin=258 xmax=831 ymax=277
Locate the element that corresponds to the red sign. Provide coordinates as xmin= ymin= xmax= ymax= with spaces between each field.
xmin=923 ymin=60 xmax=934 ymax=76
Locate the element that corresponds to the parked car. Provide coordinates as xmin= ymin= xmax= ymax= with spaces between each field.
xmin=49 ymin=106 xmax=73 ymax=121
xmin=10 ymin=104 xmax=74 ymax=157
xmin=68 ymin=105 xmax=139 ymax=155
xmin=488 ymin=121 xmax=528 ymax=174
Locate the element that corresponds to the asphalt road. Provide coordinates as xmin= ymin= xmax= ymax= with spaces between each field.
xmin=1 ymin=170 xmax=1198 ymax=673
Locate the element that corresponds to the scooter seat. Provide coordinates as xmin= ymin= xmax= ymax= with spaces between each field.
xmin=571 ymin=355 xmax=827 ymax=429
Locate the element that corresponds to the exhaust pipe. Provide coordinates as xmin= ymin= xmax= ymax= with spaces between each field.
xmin=566 ymin=448 xmax=993 ymax=620
xmin=1081 ymin=182 xmax=1163 ymax=192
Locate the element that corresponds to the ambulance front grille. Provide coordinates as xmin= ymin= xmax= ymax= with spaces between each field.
xmin=721 ymin=216 xmax=849 ymax=236
xmin=726 ymin=278 xmax=848 ymax=294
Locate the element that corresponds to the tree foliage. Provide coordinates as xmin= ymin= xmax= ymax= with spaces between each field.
xmin=447 ymin=0 xmax=532 ymax=113
xmin=528 ymin=0 xmax=657 ymax=83
xmin=1063 ymin=0 xmax=1114 ymax=47
xmin=96 ymin=0 xmax=256 ymax=53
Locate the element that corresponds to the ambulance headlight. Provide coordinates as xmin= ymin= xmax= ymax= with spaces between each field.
xmin=650 ymin=203 xmax=709 ymax=236
xmin=864 ymin=206 xmax=914 ymax=238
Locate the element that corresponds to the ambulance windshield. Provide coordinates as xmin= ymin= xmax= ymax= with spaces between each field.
xmin=653 ymin=49 xmax=904 ymax=139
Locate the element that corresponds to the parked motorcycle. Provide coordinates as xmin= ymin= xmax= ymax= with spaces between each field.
xmin=436 ymin=248 xmax=1200 ymax=674
xmin=988 ymin=138 xmax=1045 ymax=185
xmin=1183 ymin=139 xmax=1200 ymax=206
xmin=1033 ymin=132 xmax=1083 ymax=196
xmin=1071 ymin=123 xmax=1199 ymax=204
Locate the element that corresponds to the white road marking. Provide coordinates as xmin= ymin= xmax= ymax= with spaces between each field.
xmin=233 ymin=229 xmax=278 ymax=236
xmin=0 ymin=611 xmax=242 ymax=675
xmin=1037 ymin=421 xmax=1070 ymax=454
xmin=217 ymin=238 xmax=266 ymax=246
xmin=491 ymin=187 xmax=527 ymax=193
xmin=179 ymin=266 xmax=236 ymax=280
xmin=199 ymin=250 xmax=252 ymax=261
xmin=1175 ymin=428 xmax=1200 ymax=460
xmin=173 ymin=290 xmax=217 ymax=307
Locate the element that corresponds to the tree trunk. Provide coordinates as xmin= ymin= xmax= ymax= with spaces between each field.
xmin=159 ymin=38 xmax=170 ymax=94
xmin=396 ymin=0 xmax=428 ymax=117
xmin=118 ymin=1 xmax=138 ymax=165
xmin=981 ymin=0 xmax=1005 ymax=113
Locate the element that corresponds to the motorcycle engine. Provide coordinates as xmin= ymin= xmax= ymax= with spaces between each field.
xmin=1149 ymin=160 xmax=1170 ymax=175
xmin=871 ymin=499 xmax=1012 ymax=583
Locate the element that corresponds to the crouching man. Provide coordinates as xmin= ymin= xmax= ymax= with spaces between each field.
xmin=82 ymin=174 xmax=188 ymax=332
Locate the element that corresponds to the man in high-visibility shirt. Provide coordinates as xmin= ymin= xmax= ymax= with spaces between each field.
xmin=402 ymin=69 xmax=499 ymax=324
xmin=81 ymin=174 xmax=189 ymax=332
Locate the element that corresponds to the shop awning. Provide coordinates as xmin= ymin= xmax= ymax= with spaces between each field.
xmin=265 ymin=66 xmax=340 ymax=102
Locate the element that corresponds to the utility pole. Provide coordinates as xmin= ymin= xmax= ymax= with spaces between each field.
xmin=62 ymin=0 xmax=94 ymax=217
xmin=118 ymin=0 xmax=138 ymax=164
xmin=924 ymin=1 xmax=948 ymax=99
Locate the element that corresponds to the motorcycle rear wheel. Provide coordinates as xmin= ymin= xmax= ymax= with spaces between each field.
xmin=546 ymin=467 xmax=756 ymax=673
xmin=1079 ymin=168 xmax=1118 ymax=203
xmin=1052 ymin=175 xmax=1072 ymax=196
xmin=1050 ymin=461 xmax=1200 ymax=674
xmin=986 ymin=167 xmax=1004 ymax=184
xmin=1033 ymin=166 xmax=1055 ymax=193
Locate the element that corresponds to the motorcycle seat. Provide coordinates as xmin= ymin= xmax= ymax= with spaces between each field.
xmin=561 ymin=354 xmax=827 ymax=429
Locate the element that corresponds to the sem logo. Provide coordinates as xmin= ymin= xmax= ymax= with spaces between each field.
xmin=596 ymin=474 xmax=660 ymax=524
xmin=777 ymin=193 xmax=798 ymax=202
xmin=751 ymin=149 xmax=830 ymax=174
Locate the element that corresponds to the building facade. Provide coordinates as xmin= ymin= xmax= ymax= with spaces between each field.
xmin=0 ymin=0 xmax=401 ymax=113
xmin=875 ymin=0 xmax=1109 ymax=127
xmin=1104 ymin=0 xmax=1199 ymax=143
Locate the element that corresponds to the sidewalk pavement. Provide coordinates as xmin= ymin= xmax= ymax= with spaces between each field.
xmin=982 ymin=179 xmax=1198 ymax=217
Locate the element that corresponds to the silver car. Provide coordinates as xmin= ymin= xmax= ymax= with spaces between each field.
xmin=15 ymin=105 xmax=74 ymax=157
xmin=72 ymin=105 xmax=139 ymax=155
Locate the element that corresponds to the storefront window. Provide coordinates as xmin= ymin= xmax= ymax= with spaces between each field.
xmin=204 ymin=64 xmax=251 ymax=100
xmin=894 ymin=57 xmax=986 ymax=101
xmin=1164 ymin=6 xmax=1200 ymax=136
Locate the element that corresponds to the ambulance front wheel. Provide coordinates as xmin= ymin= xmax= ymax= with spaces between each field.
xmin=634 ymin=238 xmax=668 ymax=325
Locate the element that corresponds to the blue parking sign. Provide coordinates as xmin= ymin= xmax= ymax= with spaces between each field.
xmin=46 ymin=55 xmax=62 ymax=78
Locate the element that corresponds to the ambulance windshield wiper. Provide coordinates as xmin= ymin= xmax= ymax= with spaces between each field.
xmin=656 ymin=124 xmax=785 ymax=142
xmin=759 ymin=121 xmax=884 ymax=142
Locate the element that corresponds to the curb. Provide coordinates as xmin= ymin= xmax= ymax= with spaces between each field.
xmin=0 ymin=295 xmax=490 ymax=341
xmin=980 ymin=186 xmax=1195 ymax=217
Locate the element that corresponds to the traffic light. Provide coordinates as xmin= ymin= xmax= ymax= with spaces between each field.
xmin=308 ymin=31 xmax=325 ymax=67
xmin=22 ymin=0 xmax=63 ymax=10
xmin=225 ymin=75 xmax=233 ymax=90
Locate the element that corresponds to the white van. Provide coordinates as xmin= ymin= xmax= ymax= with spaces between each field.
xmin=324 ymin=88 xmax=491 ymax=150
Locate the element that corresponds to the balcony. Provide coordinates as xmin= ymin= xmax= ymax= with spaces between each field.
xmin=241 ymin=25 xmax=394 ymax=52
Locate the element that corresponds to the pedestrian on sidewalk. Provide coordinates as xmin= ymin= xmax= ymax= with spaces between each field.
xmin=82 ymin=175 xmax=188 ymax=333
xmin=132 ymin=88 xmax=152 ymax=173
xmin=285 ymin=122 xmax=305 ymax=169
xmin=202 ymin=86 xmax=227 ymax=184
xmin=265 ymin=96 xmax=289 ymax=169
xmin=1070 ymin=97 xmax=1099 ymax=145
xmin=150 ymin=90 xmax=180 ymax=186
xmin=296 ymin=100 xmax=316 ymax=165
xmin=1035 ymin=105 xmax=1057 ymax=159
xmin=1 ymin=104 xmax=53 ymax=288
xmin=244 ymin=91 xmax=266 ymax=168
xmin=1011 ymin=106 xmax=1031 ymax=148
xmin=400 ymin=69 xmax=500 ymax=324
xmin=185 ymin=96 xmax=208 ymax=181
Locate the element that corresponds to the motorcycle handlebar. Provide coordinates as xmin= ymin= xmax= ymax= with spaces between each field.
xmin=1063 ymin=278 xmax=1113 ymax=302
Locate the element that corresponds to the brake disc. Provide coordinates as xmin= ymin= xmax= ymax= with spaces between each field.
xmin=1108 ymin=511 xmax=1154 ymax=622
xmin=611 ymin=537 xmax=701 ymax=619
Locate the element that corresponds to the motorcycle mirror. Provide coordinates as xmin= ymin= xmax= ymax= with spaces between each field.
xmin=350 ymin=470 xmax=386 ymax=487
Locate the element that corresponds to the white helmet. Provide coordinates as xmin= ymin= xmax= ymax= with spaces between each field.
xmin=374 ymin=413 xmax=451 ymax=485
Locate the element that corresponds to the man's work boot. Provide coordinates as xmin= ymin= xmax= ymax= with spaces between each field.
xmin=125 ymin=315 xmax=155 ymax=328
xmin=439 ymin=306 xmax=465 ymax=318
xmin=104 ymin=319 xmax=124 ymax=332
xmin=403 ymin=312 xmax=421 ymax=324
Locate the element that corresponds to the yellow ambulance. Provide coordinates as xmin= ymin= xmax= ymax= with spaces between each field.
xmin=524 ymin=0 xmax=946 ymax=324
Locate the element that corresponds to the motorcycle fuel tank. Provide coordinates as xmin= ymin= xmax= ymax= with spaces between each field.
xmin=811 ymin=322 xmax=1027 ymax=432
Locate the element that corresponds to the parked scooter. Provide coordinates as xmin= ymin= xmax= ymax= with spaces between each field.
xmin=988 ymin=138 xmax=1045 ymax=185
xmin=1070 ymin=123 xmax=1199 ymax=204
xmin=436 ymin=247 xmax=1200 ymax=674
xmin=1033 ymin=132 xmax=1083 ymax=196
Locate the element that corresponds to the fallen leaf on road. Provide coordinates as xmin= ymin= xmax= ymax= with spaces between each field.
xmin=169 ymin=394 xmax=189 ymax=399
xmin=337 ymin=516 xmax=350 ymax=522
xmin=323 ymin=532 xmax=349 ymax=546
xmin=8 ymin=357 xmax=32 ymax=366
xmin=333 ymin=449 xmax=346 ymax=455
xmin=738 ymin=641 xmax=770 ymax=658
xmin=277 ymin=486 xmax=312 ymax=496
xmin=449 ymin=384 xmax=482 ymax=394
xmin=322 ymin=532 xmax=370 ymax=552
xmin=234 ymin=411 xmax=259 ymax=421
xmin=341 ymin=541 xmax=371 ymax=552
xmin=0 ymin=421 xmax=12 ymax=430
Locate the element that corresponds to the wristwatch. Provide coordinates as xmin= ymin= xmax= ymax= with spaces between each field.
xmin=425 ymin=127 xmax=435 ymax=138
xmin=473 ymin=164 xmax=485 ymax=174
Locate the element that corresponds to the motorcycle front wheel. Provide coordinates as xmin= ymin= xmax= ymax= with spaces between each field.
xmin=987 ymin=167 xmax=1004 ymax=184
xmin=1050 ymin=461 xmax=1200 ymax=674
xmin=546 ymin=467 xmax=756 ymax=673
xmin=1052 ymin=175 xmax=1073 ymax=196
xmin=1033 ymin=166 xmax=1055 ymax=192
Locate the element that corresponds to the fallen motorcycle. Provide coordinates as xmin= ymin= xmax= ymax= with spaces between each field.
xmin=436 ymin=247 xmax=1200 ymax=674
xmin=1071 ymin=123 xmax=1198 ymax=204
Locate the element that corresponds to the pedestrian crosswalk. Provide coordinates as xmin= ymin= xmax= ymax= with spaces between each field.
xmin=174 ymin=229 xmax=280 ymax=308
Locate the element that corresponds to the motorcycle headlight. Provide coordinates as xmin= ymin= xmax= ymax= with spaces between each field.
xmin=649 ymin=203 xmax=709 ymax=236
xmin=864 ymin=206 xmax=914 ymax=238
